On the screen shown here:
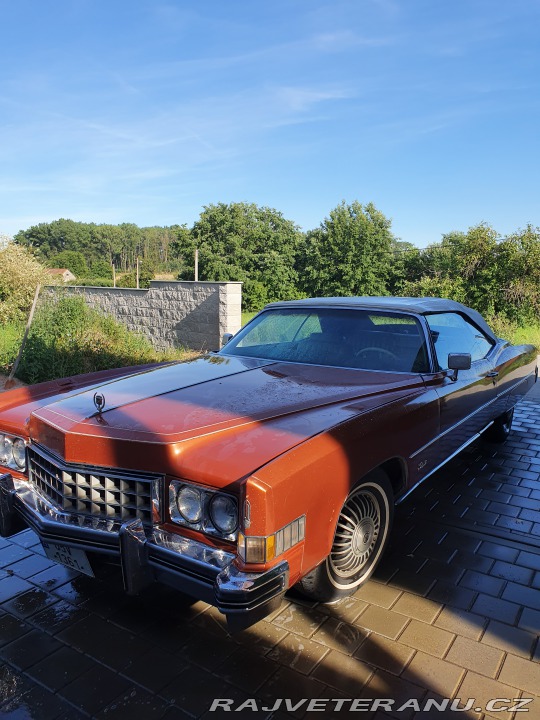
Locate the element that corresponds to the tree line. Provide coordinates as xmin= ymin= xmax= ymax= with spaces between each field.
xmin=13 ymin=201 xmax=540 ymax=322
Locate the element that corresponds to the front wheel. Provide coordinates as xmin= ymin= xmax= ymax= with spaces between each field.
xmin=482 ymin=408 xmax=514 ymax=443
xmin=297 ymin=470 xmax=394 ymax=603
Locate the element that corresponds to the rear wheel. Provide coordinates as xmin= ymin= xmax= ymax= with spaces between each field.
xmin=297 ymin=469 xmax=394 ymax=603
xmin=483 ymin=408 xmax=514 ymax=443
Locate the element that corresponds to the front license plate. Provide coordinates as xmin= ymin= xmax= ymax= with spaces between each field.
xmin=42 ymin=541 xmax=95 ymax=577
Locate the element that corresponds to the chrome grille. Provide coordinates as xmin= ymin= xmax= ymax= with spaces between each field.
xmin=28 ymin=446 xmax=160 ymax=525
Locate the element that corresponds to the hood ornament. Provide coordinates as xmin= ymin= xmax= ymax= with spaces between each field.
xmin=93 ymin=392 xmax=106 ymax=414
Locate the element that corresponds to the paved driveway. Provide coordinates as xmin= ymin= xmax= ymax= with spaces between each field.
xmin=1 ymin=387 xmax=539 ymax=720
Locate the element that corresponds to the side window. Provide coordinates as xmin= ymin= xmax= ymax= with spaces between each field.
xmin=425 ymin=313 xmax=494 ymax=369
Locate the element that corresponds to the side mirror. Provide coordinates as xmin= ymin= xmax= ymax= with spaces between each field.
xmin=222 ymin=333 xmax=234 ymax=347
xmin=447 ymin=352 xmax=471 ymax=381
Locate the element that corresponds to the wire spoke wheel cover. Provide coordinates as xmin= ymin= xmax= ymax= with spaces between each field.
xmin=296 ymin=470 xmax=393 ymax=602
xmin=330 ymin=489 xmax=381 ymax=578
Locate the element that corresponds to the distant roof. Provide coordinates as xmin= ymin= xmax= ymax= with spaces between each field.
xmin=264 ymin=296 xmax=496 ymax=341
xmin=47 ymin=268 xmax=70 ymax=274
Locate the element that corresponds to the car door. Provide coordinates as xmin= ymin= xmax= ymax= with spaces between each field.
xmin=422 ymin=312 xmax=498 ymax=463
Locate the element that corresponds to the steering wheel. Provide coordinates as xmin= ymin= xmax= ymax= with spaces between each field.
xmin=355 ymin=347 xmax=399 ymax=363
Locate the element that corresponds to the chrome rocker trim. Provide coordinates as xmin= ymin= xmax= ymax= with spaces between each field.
xmin=0 ymin=473 xmax=288 ymax=632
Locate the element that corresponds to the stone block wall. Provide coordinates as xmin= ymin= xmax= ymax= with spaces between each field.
xmin=51 ymin=281 xmax=242 ymax=351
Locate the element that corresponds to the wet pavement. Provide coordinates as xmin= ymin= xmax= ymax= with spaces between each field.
xmin=1 ymin=386 xmax=539 ymax=719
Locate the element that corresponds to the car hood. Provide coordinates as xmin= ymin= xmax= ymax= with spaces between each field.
xmin=27 ymin=355 xmax=424 ymax=484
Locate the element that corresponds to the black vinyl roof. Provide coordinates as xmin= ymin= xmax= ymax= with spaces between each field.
xmin=264 ymin=296 xmax=497 ymax=342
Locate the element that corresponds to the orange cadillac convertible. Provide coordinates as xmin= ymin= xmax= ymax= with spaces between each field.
xmin=0 ymin=297 xmax=537 ymax=630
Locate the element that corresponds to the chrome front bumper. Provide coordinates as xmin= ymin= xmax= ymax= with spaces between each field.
xmin=0 ymin=473 xmax=288 ymax=631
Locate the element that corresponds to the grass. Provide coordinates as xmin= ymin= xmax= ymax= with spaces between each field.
xmin=0 ymin=323 xmax=24 ymax=374
xmin=1 ymin=297 xmax=196 ymax=385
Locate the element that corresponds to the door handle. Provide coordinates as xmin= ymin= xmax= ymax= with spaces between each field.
xmin=486 ymin=371 xmax=499 ymax=378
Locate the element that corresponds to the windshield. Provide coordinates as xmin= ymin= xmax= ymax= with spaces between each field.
xmin=220 ymin=308 xmax=430 ymax=373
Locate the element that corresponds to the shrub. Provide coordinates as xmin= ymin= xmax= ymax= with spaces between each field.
xmin=68 ymin=278 xmax=114 ymax=287
xmin=0 ymin=244 xmax=53 ymax=323
xmin=17 ymin=296 xmax=192 ymax=384
xmin=117 ymin=266 xmax=153 ymax=288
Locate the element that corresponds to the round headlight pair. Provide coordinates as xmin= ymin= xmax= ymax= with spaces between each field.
xmin=0 ymin=435 xmax=26 ymax=469
xmin=175 ymin=486 xmax=238 ymax=535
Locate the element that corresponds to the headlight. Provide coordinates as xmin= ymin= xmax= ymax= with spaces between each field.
xmin=209 ymin=493 xmax=238 ymax=534
xmin=176 ymin=486 xmax=203 ymax=523
xmin=168 ymin=479 xmax=238 ymax=540
xmin=0 ymin=435 xmax=9 ymax=464
xmin=12 ymin=439 xmax=27 ymax=469
xmin=0 ymin=432 xmax=28 ymax=471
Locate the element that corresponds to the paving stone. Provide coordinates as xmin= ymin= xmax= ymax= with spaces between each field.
xmin=446 ymin=635 xmax=504 ymax=678
xmin=434 ymin=607 xmax=486 ymax=640
xmin=0 ymin=575 xmax=33 ymax=603
xmin=477 ymin=541 xmax=518 ymax=563
xmin=320 ymin=595 xmax=369 ymax=623
xmin=120 ymin=646 xmax=186 ymax=693
xmin=490 ymin=560 xmax=534 ymax=584
xmin=272 ymin=602 xmax=327 ymax=638
xmin=175 ymin=627 xmax=237 ymax=671
xmin=233 ymin=619 xmax=289 ymax=653
xmin=428 ymin=581 xmax=477 ymax=610
xmin=519 ymin=607 xmax=540 ymax=634
xmin=353 ymin=633 xmax=414 ymax=676
xmin=215 ymin=647 xmax=278 ymax=692
xmin=0 ymin=611 xmax=32 ymax=647
xmin=499 ymin=653 xmax=540 ymax=696
xmin=460 ymin=569 xmax=505 ymax=597
xmin=402 ymin=650 xmax=465 ymax=697
xmin=481 ymin=619 xmax=537 ymax=658
xmin=0 ymin=628 xmax=62 ymax=670
xmin=360 ymin=669 xmax=426 ymax=720
xmin=60 ymin=664 xmax=132 ymax=716
xmin=1 ymin=587 xmax=58 ymax=619
xmin=310 ymin=616 xmax=367 ymax=655
xmin=96 ymin=687 xmax=173 ymax=720
xmin=386 ymin=569 xmax=435 ymax=596
xmin=353 ymin=581 xmax=403 ymax=609
xmin=502 ymin=581 xmax=540 ymax=610
xmin=495 ymin=515 xmax=533 ymax=532
xmin=5 ymin=554 xmax=56 ymax=579
xmin=27 ymin=599 xmax=89 ymax=635
xmin=0 ymin=544 xmax=32 ymax=568
xmin=25 ymin=645 xmax=94 ymax=690
xmin=311 ymin=649 xmax=374 ymax=694
xmin=353 ymin=605 xmax=410 ymax=640
xmin=0 ymin=663 xmax=35 ymax=707
xmin=266 ymin=631 xmax=329 ymax=675
xmin=392 ymin=592 xmax=442 ymax=623
xmin=457 ymin=671 xmax=519 ymax=720
xmin=398 ymin=619 xmax=455 ymax=657
xmin=471 ymin=593 xmax=521 ymax=624
xmin=258 ymin=666 xmax=328 ymax=719
xmin=0 ymin=682 xmax=80 ymax=720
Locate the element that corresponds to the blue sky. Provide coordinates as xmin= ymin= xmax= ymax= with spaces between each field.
xmin=1 ymin=0 xmax=539 ymax=247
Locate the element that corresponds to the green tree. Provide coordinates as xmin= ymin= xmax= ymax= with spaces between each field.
xmin=51 ymin=250 xmax=89 ymax=278
xmin=298 ymin=201 xmax=394 ymax=297
xmin=400 ymin=224 xmax=500 ymax=316
xmin=494 ymin=225 xmax=540 ymax=322
xmin=188 ymin=202 xmax=303 ymax=309
xmin=0 ymin=244 xmax=53 ymax=323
